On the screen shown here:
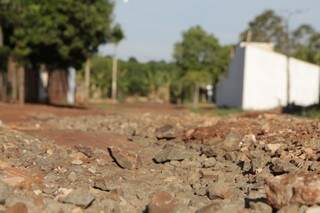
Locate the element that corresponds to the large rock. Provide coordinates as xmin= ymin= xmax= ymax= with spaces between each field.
xmin=74 ymin=145 xmax=94 ymax=158
xmin=60 ymin=188 xmax=95 ymax=209
xmin=207 ymin=180 xmax=240 ymax=201
xmin=306 ymin=206 xmax=320 ymax=213
xmin=108 ymin=146 xmax=141 ymax=170
xmin=265 ymin=173 xmax=320 ymax=209
xmin=0 ymin=180 xmax=11 ymax=204
xmin=219 ymin=132 xmax=241 ymax=152
xmin=153 ymin=145 xmax=197 ymax=163
xmin=93 ymin=177 xmax=118 ymax=192
xmin=249 ymin=201 xmax=272 ymax=213
xmin=155 ymin=125 xmax=176 ymax=140
xmin=147 ymin=192 xmax=178 ymax=213
xmin=196 ymin=200 xmax=246 ymax=213
xmin=6 ymin=202 xmax=28 ymax=213
xmin=277 ymin=204 xmax=306 ymax=213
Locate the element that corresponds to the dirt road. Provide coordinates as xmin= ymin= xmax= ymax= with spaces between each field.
xmin=0 ymin=103 xmax=319 ymax=212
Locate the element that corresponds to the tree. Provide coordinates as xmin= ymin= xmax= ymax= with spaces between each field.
xmin=240 ymin=10 xmax=320 ymax=106
xmin=291 ymin=24 xmax=320 ymax=65
xmin=174 ymin=26 xmax=229 ymax=107
xmin=240 ymin=10 xmax=287 ymax=52
xmin=0 ymin=0 xmax=34 ymax=104
xmin=90 ymin=55 xmax=113 ymax=97
xmin=24 ymin=0 xmax=114 ymax=104
xmin=110 ymin=24 xmax=124 ymax=102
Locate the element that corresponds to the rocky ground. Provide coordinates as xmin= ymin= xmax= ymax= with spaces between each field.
xmin=0 ymin=103 xmax=320 ymax=212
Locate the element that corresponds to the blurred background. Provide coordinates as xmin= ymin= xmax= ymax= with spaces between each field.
xmin=0 ymin=0 xmax=319 ymax=113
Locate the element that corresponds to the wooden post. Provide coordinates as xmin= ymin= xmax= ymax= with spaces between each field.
xmin=84 ymin=58 xmax=91 ymax=103
xmin=18 ymin=65 xmax=25 ymax=105
xmin=47 ymin=69 xmax=68 ymax=105
xmin=7 ymin=56 xmax=18 ymax=103
xmin=0 ymin=24 xmax=3 ymax=47
xmin=111 ymin=46 xmax=118 ymax=102
xmin=193 ymin=84 xmax=199 ymax=109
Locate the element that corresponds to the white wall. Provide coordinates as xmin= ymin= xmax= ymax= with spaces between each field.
xmin=216 ymin=43 xmax=320 ymax=110
xmin=216 ymin=47 xmax=245 ymax=108
xmin=289 ymin=58 xmax=320 ymax=106
xmin=67 ymin=67 xmax=76 ymax=105
xmin=243 ymin=46 xmax=287 ymax=110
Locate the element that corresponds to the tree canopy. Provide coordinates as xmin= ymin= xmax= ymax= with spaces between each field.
xmin=240 ymin=9 xmax=320 ymax=65
xmin=173 ymin=26 xmax=230 ymax=104
xmin=1 ymin=0 xmax=114 ymax=69
xmin=240 ymin=10 xmax=287 ymax=52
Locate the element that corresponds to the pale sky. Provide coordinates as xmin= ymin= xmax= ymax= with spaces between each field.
xmin=99 ymin=0 xmax=320 ymax=62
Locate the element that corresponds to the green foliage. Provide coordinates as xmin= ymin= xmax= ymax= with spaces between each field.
xmin=90 ymin=56 xmax=178 ymax=99
xmin=241 ymin=9 xmax=320 ymax=65
xmin=91 ymin=55 xmax=113 ymax=97
xmin=119 ymin=59 xmax=177 ymax=97
xmin=240 ymin=10 xmax=287 ymax=52
xmin=1 ymin=0 xmax=114 ymax=68
xmin=110 ymin=24 xmax=125 ymax=45
xmin=173 ymin=26 xmax=230 ymax=102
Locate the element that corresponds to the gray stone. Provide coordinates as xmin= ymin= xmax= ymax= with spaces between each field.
xmin=207 ymin=180 xmax=239 ymax=201
xmin=68 ymin=172 xmax=77 ymax=182
xmin=250 ymin=201 xmax=272 ymax=213
xmin=192 ymin=183 xmax=207 ymax=197
xmin=154 ymin=145 xmax=197 ymax=163
xmin=196 ymin=200 xmax=245 ymax=213
xmin=60 ymin=188 xmax=95 ymax=209
xmin=196 ymin=201 xmax=222 ymax=213
xmin=219 ymin=132 xmax=241 ymax=152
xmin=155 ymin=125 xmax=176 ymax=140
xmin=201 ymin=158 xmax=216 ymax=168
xmin=148 ymin=191 xmax=177 ymax=213
xmin=93 ymin=178 xmax=118 ymax=192
xmin=0 ymin=180 xmax=11 ymax=205
xmin=108 ymin=146 xmax=141 ymax=170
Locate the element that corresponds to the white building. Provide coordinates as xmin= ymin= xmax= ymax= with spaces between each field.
xmin=216 ymin=42 xmax=320 ymax=110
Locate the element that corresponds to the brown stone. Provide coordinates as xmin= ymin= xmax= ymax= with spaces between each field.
xmin=148 ymin=192 xmax=177 ymax=213
xmin=108 ymin=146 xmax=141 ymax=170
xmin=6 ymin=202 xmax=28 ymax=213
xmin=265 ymin=172 xmax=320 ymax=209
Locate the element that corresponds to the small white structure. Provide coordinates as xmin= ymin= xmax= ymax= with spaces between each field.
xmin=216 ymin=42 xmax=320 ymax=110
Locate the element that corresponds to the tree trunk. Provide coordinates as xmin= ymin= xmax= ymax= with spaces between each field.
xmin=84 ymin=58 xmax=91 ymax=103
xmin=0 ymin=71 xmax=7 ymax=102
xmin=0 ymin=24 xmax=5 ymax=102
xmin=0 ymin=24 xmax=3 ymax=47
xmin=286 ymin=56 xmax=291 ymax=106
xmin=193 ymin=84 xmax=199 ymax=109
xmin=47 ymin=69 xmax=68 ymax=105
xmin=17 ymin=65 xmax=25 ymax=105
xmin=111 ymin=46 xmax=118 ymax=102
xmin=7 ymin=56 xmax=18 ymax=103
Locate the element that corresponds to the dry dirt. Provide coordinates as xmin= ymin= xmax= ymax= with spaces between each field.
xmin=0 ymin=103 xmax=320 ymax=213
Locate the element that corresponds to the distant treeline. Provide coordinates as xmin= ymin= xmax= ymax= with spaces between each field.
xmin=0 ymin=3 xmax=319 ymax=106
xmin=90 ymin=9 xmax=320 ymax=105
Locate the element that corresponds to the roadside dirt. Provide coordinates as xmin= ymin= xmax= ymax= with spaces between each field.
xmin=0 ymin=103 xmax=319 ymax=212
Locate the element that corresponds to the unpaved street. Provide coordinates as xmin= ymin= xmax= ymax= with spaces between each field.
xmin=0 ymin=103 xmax=320 ymax=212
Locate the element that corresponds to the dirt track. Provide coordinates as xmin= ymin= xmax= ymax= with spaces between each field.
xmin=0 ymin=103 xmax=320 ymax=212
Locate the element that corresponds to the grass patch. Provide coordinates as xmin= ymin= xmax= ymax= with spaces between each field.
xmin=282 ymin=104 xmax=320 ymax=118
xmin=187 ymin=104 xmax=242 ymax=117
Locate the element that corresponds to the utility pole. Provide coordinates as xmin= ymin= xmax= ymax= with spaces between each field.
xmin=285 ymin=17 xmax=291 ymax=107
xmin=282 ymin=9 xmax=306 ymax=107
xmin=85 ymin=58 xmax=91 ymax=103
xmin=111 ymin=45 xmax=118 ymax=102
